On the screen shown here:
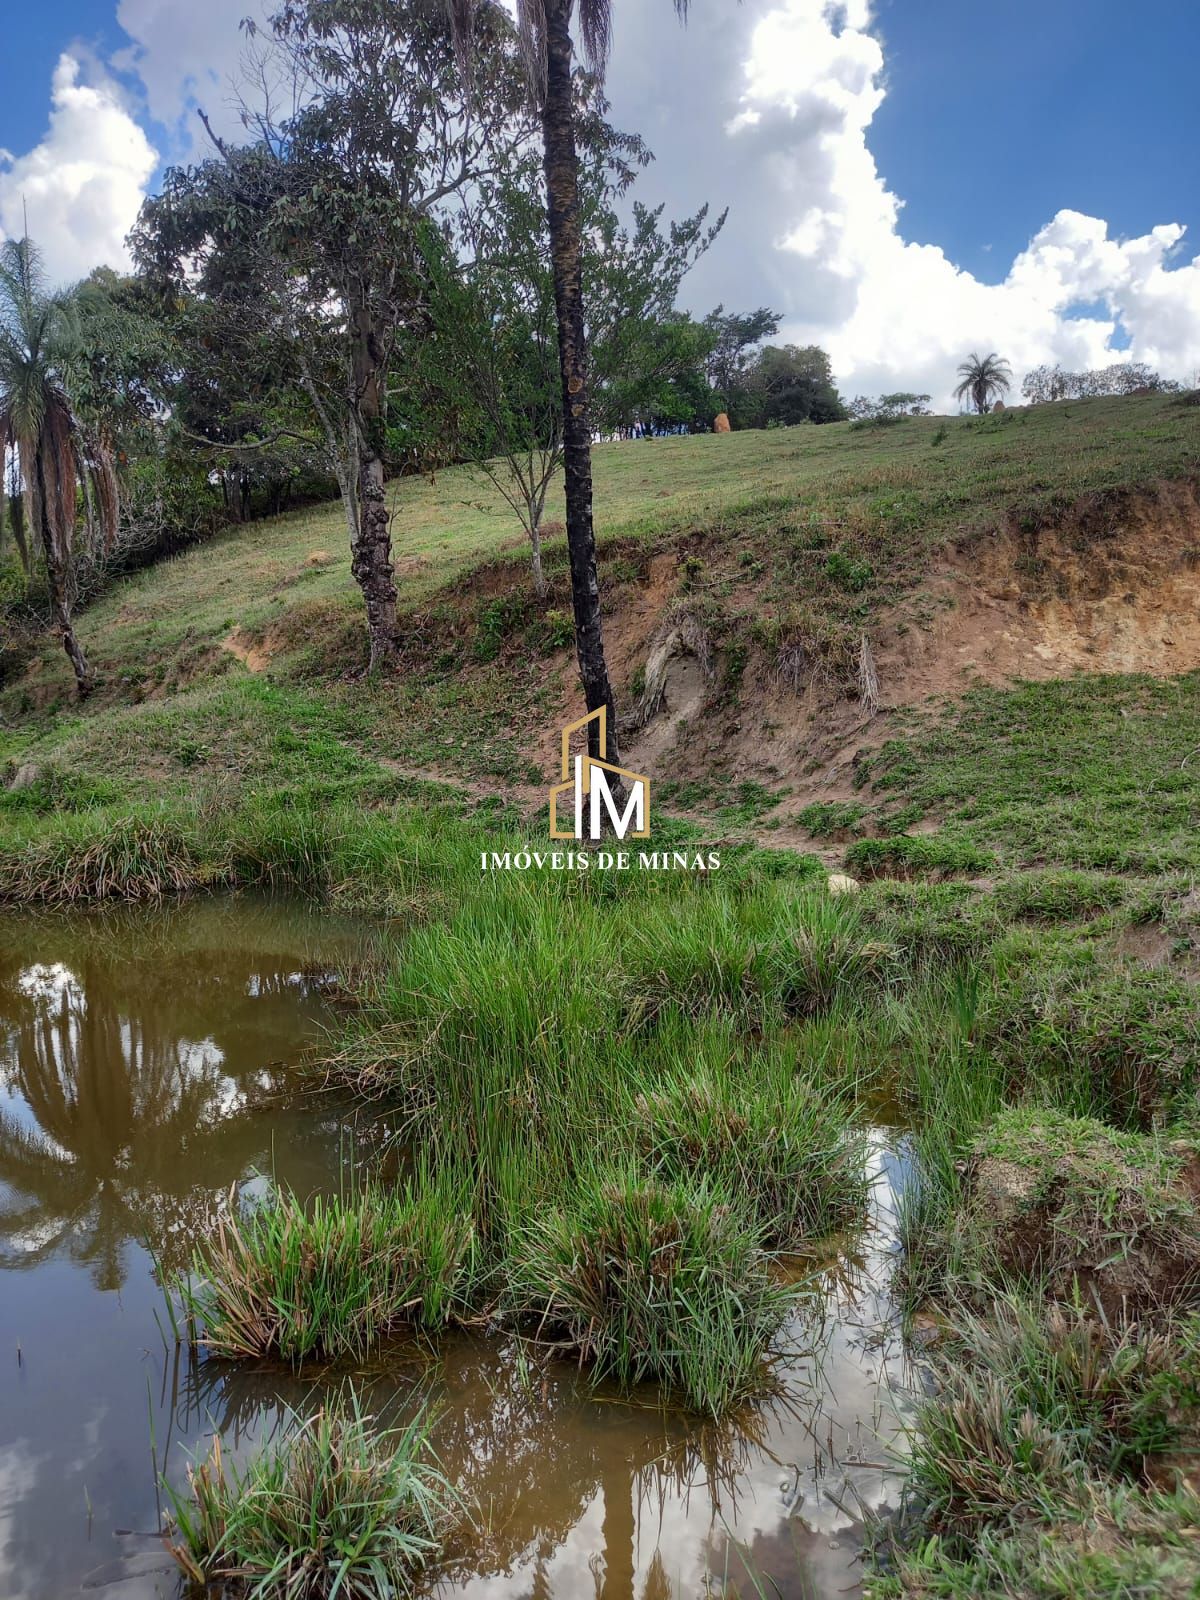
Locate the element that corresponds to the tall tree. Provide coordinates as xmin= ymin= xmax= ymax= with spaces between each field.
xmin=748 ymin=344 xmax=846 ymax=427
xmin=954 ymin=351 xmax=1013 ymax=415
xmin=703 ymin=305 xmax=780 ymax=423
xmin=448 ymin=0 xmax=704 ymax=769
xmin=0 ymin=239 xmax=117 ymax=697
xmin=421 ymin=91 xmax=721 ymax=593
xmin=136 ymin=0 xmax=532 ymax=672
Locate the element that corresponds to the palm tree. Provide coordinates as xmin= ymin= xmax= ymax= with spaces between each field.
xmin=447 ymin=1 xmax=696 ymax=770
xmin=0 ymin=238 xmax=117 ymax=697
xmin=954 ymin=350 xmax=1013 ymax=416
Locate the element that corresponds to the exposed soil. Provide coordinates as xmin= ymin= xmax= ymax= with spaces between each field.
xmin=602 ymin=479 xmax=1200 ymax=813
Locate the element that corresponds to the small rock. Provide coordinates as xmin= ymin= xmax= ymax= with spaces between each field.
xmin=8 ymin=763 xmax=41 ymax=792
xmin=826 ymin=872 xmax=861 ymax=896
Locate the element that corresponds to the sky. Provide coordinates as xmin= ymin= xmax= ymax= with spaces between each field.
xmin=1 ymin=0 xmax=1198 ymax=410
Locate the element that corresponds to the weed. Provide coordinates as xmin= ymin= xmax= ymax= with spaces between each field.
xmin=512 ymin=1168 xmax=793 ymax=1416
xmin=184 ymin=1174 xmax=475 ymax=1362
xmin=166 ymin=1394 xmax=452 ymax=1598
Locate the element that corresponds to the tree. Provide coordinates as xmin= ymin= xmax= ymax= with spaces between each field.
xmin=749 ymin=344 xmax=846 ymax=427
xmin=135 ymin=0 xmax=533 ymax=672
xmin=422 ymin=91 xmax=721 ymax=593
xmin=954 ymin=351 xmax=1012 ymax=414
xmin=447 ymin=0 xmax=705 ymax=770
xmin=0 ymin=239 xmax=118 ymax=697
xmin=703 ymin=305 xmax=780 ymax=425
xmin=1022 ymin=361 xmax=1178 ymax=405
xmin=848 ymin=391 xmax=931 ymax=421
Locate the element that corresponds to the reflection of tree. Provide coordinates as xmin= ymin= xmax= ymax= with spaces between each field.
xmin=0 ymin=931 xmax=352 ymax=1287
xmin=0 ymin=961 xmax=245 ymax=1286
xmin=170 ymin=1332 xmax=784 ymax=1594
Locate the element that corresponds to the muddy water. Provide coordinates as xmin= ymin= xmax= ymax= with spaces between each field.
xmin=0 ymin=898 xmax=918 ymax=1600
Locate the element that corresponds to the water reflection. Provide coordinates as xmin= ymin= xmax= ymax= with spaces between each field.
xmin=0 ymin=897 xmax=375 ymax=1599
xmin=0 ymin=898 xmax=917 ymax=1600
xmin=167 ymin=1138 xmax=917 ymax=1600
xmin=0 ymin=901 xmax=371 ymax=1287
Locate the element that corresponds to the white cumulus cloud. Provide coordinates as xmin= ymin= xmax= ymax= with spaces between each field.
xmin=0 ymin=54 xmax=157 ymax=286
xmin=728 ymin=0 xmax=1200 ymax=407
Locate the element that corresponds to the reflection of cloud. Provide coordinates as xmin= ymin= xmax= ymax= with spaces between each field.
xmin=0 ymin=1439 xmax=44 ymax=1600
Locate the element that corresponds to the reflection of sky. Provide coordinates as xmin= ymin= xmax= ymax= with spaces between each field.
xmin=444 ymin=1135 xmax=918 ymax=1600
xmin=0 ymin=900 xmax=360 ymax=1600
xmin=0 ymin=899 xmax=923 ymax=1600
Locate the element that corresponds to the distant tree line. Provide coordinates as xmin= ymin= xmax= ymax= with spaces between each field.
xmin=1021 ymin=361 xmax=1184 ymax=404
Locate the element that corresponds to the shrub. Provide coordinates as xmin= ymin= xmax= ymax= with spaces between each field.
xmin=512 ymin=1169 xmax=793 ymax=1415
xmin=166 ymin=1395 xmax=452 ymax=1599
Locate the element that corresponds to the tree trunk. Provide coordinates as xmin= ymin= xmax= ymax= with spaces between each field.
xmin=527 ymin=500 xmax=547 ymax=599
xmin=542 ymin=0 xmax=620 ymax=767
xmin=35 ymin=454 xmax=92 ymax=698
xmin=349 ymin=298 xmax=399 ymax=672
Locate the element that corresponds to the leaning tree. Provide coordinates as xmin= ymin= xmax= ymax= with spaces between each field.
xmin=0 ymin=238 xmax=118 ymax=697
xmin=954 ymin=351 xmax=1013 ymax=415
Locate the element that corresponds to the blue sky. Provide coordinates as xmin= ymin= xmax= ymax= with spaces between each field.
xmin=868 ymin=0 xmax=1198 ymax=282
xmin=1 ymin=0 xmax=1197 ymax=407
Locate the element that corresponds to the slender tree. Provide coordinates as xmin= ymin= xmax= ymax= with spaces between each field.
xmin=0 ymin=239 xmax=117 ymax=697
xmin=448 ymin=0 xmax=701 ymax=768
xmin=954 ymin=351 xmax=1013 ymax=415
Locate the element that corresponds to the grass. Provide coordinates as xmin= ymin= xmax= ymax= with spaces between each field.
xmin=874 ymin=1296 xmax=1200 ymax=1599
xmin=166 ymin=1394 xmax=453 ymax=1599
xmin=183 ymin=1174 xmax=476 ymax=1363
xmin=4 ymin=396 xmax=1200 ymax=1581
xmin=511 ymin=1168 xmax=794 ymax=1416
xmin=628 ymin=1048 xmax=867 ymax=1245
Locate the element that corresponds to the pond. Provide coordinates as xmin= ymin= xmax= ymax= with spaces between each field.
xmin=0 ymin=896 xmax=917 ymax=1600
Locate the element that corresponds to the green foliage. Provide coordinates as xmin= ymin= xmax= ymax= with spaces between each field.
xmin=877 ymin=1297 xmax=1200 ymax=1599
xmin=511 ymin=1168 xmax=793 ymax=1416
xmin=183 ymin=1175 xmax=476 ymax=1361
xmin=823 ymin=548 xmax=874 ymax=592
xmin=993 ymin=869 xmax=1126 ymax=922
xmin=166 ymin=1395 xmax=452 ymax=1599
xmin=844 ymin=833 xmax=995 ymax=879
xmin=797 ymin=800 xmax=866 ymax=837
xmin=629 ymin=1055 xmax=866 ymax=1244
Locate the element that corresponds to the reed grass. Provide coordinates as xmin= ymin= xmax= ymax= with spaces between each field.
xmin=184 ymin=1172 xmax=475 ymax=1363
xmin=166 ymin=1393 xmax=452 ymax=1598
xmin=510 ymin=1168 xmax=795 ymax=1417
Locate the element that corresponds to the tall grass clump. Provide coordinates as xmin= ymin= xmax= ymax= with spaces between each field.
xmin=184 ymin=1173 xmax=475 ymax=1363
xmin=628 ymin=1047 xmax=867 ymax=1246
xmin=760 ymin=887 xmax=896 ymax=1018
xmin=0 ymin=805 xmax=216 ymax=903
xmin=512 ymin=1168 xmax=795 ymax=1416
xmin=874 ymin=1295 xmax=1200 ymax=1596
xmin=167 ymin=1394 xmax=452 ymax=1598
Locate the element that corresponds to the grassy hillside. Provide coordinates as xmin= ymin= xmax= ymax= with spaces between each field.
xmin=4 ymin=392 xmax=1200 ymax=1595
xmin=3 ymin=391 xmax=1198 ymax=824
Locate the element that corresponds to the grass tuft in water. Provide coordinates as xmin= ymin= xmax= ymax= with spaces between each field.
xmin=629 ymin=1056 xmax=867 ymax=1246
xmin=511 ymin=1168 xmax=795 ymax=1417
xmin=166 ymin=1392 xmax=452 ymax=1598
xmin=184 ymin=1172 xmax=475 ymax=1363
